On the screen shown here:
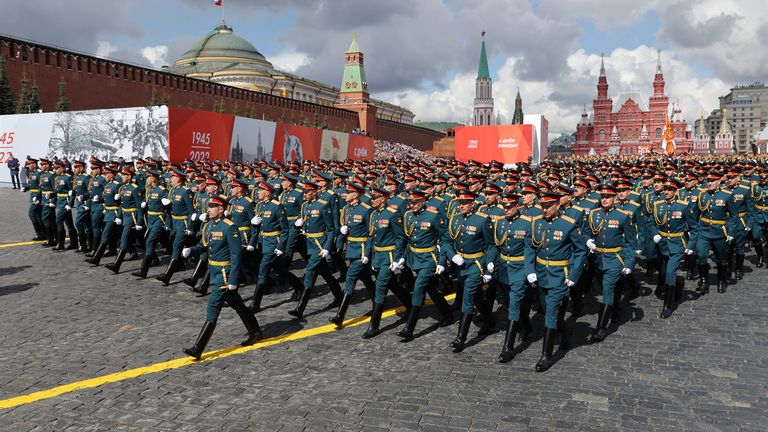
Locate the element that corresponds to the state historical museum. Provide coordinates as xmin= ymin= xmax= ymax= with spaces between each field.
xmin=573 ymin=52 xmax=691 ymax=156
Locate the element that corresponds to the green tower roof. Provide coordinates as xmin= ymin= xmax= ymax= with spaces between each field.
xmin=477 ymin=39 xmax=490 ymax=79
xmin=347 ymin=36 xmax=360 ymax=53
xmin=340 ymin=37 xmax=367 ymax=94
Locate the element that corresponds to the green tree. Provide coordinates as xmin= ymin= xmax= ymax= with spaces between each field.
xmin=29 ymin=83 xmax=41 ymax=112
xmin=16 ymin=74 xmax=32 ymax=113
xmin=0 ymin=56 xmax=15 ymax=114
xmin=55 ymin=77 xmax=70 ymax=111
xmin=150 ymin=88 xmax=159 ymax=106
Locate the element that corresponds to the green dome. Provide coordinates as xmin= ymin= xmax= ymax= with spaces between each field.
xmin=177 ymin=22 xmax=269 ymax=63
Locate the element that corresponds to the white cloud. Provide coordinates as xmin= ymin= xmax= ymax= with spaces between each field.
xmin=140 ymin=45 xmax=169 ymax=68
xmin=95 ymin=40 xmax=117 ymax=58
xmin=267 ymin=51 xmax=311 ymax=73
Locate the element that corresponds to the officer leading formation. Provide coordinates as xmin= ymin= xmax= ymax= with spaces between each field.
xmin=21 ymin=153 xmax=767 ymax=372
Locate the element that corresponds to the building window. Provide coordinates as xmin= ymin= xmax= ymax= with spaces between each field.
xmin=599 ymin=129 xmax=605 ymax=141
xmin=655 ymin=128 xmax=662 ymax=138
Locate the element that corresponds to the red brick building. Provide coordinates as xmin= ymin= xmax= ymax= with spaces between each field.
xmin=573 ymin=53 xmax=691 ymax=156
xmin=0 ymin=32 xmax=443 ymax=151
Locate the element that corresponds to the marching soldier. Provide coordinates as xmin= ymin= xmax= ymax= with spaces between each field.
xmin=530 ymin=191 xmax=586 ymax=372
xmin=585 ymin=184 xmax=635 ymax=343
xmin=105 ymin=168 xmax=144 ymax=273
xmin=723 ymin=167 xmax=752 ymax=281
xmin=86 ymin=166 xmax=122 ymax=266
xmin=52 ymin=161 xmax=78 ymax=251
xmin=648 ymin=178 xmax=697 ymax=318
xmin=72 ymin=161 xmax=92 ymax=253
xmin=443 ymin=189 xmax=497 ymax=352
xmin=38 ymin=158 xmax=58 ymax=247
xmin=85 ymin=161 xmax=106 ymax=257
xmin=182 ymin=195 xmax=262 ymax=360
xmin=394 ymin=189 xmax=453 ymax=342
xmin=23 ymin=158 xmax=46 ymax=241
xmin=696 ymin=171 xmax=738 ymax=294
xmin=132 ymin=170 xmax=168 ymax=278
xmin=156 ymin=169 xmax=194 ymax=285
xmin=495 ymin=193 xmax=535 ymax=363
xmin=184 ymin=176 xmax=219 ymax=294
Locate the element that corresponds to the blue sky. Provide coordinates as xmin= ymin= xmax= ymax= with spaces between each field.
xmin=1 ymin=0 xmax=762 ymax=136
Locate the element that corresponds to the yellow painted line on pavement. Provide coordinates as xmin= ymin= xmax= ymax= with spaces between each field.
xmin=0 ymin=240 xmax=45 ymax=249
xmin=0 ymin=293 xmax=456 ymax=410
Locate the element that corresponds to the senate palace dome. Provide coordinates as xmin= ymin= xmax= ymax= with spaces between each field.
xmin=167 ymin=21 xmax=414 ymax=123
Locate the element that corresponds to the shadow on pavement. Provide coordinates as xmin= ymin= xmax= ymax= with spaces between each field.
xmin=0 ymin=282 xmax=38 ymax=296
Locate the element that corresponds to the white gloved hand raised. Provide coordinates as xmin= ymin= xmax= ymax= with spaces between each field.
xmin=246 ymin=245 xmax=255 ymax=251
xmin=653 ymin=234 xmax=662 ymax=244
xmin=182 ymin=247 xmax=191 ymax=258
xmin=134 ymin=225 xmax=143 ymax=231
xmin=586 ymin=238 xmax=597 ymax=251
xmin=361 ymin=256 xmax=369 ymax=265
xmin=340 ymin=225 xmax=349 ymax=235
xmin=227 ymin=284 xmax=237 ymax=291
xmin=274 ymin=249 xmax=283 ymax=256
xmin=622 ymin=267 xmax=632 ymax=275
xmin=251 ymin=215 xmax=263 ymax=226
xmin=65 ymin=205 xmax=72 ymax=211
xmin=294 ymin=217 xmax=304 ymax=227
xmin=198 ymin=213 xmax=207 ymax=222
xmin=526 ymin=273 xmax=538 ymax=283
xmin=685 ymin=248 xmax=694 ymax=255
xmin=190 ymin=213 xmax=198 ymax=222
xmin=487 ymin=262 xmax=495 ymax=273
xmin=115 ymin=218 xmax=122 ymax=225
xmin=435 ymin=265 xmax=445 ymax=275
xmin=319 ymin=249 xmax=329 ymax=258
xmin=140 ymin=201 xmax=146 ymax=209
xmin=161 ymin=198 xmax=171 ymax=206
xmin=482 ymin=274 xmax=492 ymax=283
xmin=451 ymin=254 xmax=464 ymax=266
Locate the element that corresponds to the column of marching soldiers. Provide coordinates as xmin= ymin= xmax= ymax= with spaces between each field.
xmin=21 ymin=154 xmax=768 ymax=372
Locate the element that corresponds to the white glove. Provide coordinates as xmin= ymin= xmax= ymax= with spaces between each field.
xmin=745 ymin=226 xmax=751 ymax=232
xmin=223 ymin=210 xmax=229 ymax=217
xmin=361 ymin=256 xmax=369 ymax=264
xmin=92 ymin=195 xmax=100 ymax=202
xmin=635 ymin=249 xmax=643 ymax=255
xmin=68 ymin=190 xmax=73 ymax=197
xmin=246 ymin=245 xmax=255 ymax=251
xmin=227 ymin=284 xmax=237 ymax=291
xmin=48 ymin=203 xmax=55 ymax=208
xmin=526 ymin=273 xmax=538 ymax=283
xmin=451 ymin=254 xmax=464 ymax=266
xmin=319 ymin=249 xmax=329 ymax=258
xmin=622 ymin=267 xmax=632 ymax=275
xmin=184 ymin=229 xmax=193 ymax=236
xmin=340 ymin=225 xmax=349 ymax=235
xmin=32 ymin=199 xmax=39 ymax=205
xmin=294 ymin=217 xmax=304 ymax=227
xmin=199 ymin=213 xmax=207 ymax=222
xmin=65 ymin=205 xmax=72 ymax=211
xmin=586 ymin=239 xmax=596 ymax=251
xmin=685 ymin=249 xmax=694 ymax=255
xmin=114 ymin=193 xmax=120 ymax=200
xmin=191 ymin=213 xmax=197 ymax=222
xmin=482 ymin=274 xmax=492 ymax=283
xmin=83 ymin=206 xmax=89 ymax=210
xmin=161 ymin=198 xmax=171 ymax=206
xmin=115 ymin=218 xmax=122 ymax=225
xmin=45 ymin=192 xmax=52 ymax=199
xmin=435 ymin=265 xmax=445 ymax=275
xmin=134 ymin=225 xmax=143 ymax=231
xmin=251 ymin=215 xmax=263 ymax=226
xmin=274 ymin=249 xmax=283 ymax=256
xmin=77 ymin=195 xmax=84 ymax=201
xmin=487 ymin=262 xmax=495 ymax=273
xmin=182 ymin=247 xmax=191 ymax=258
xmin=140 ymin=201 xmax=146 ymax=209
xmin=653 ymin=234 xmax=662 ymax=244
xmin=390 ymin=258 xmax=405 ymax=271
xmin=726 ymin=235 xmax=733 ymax=243
xmin=565 ymin=278 xmax=575 ymax=287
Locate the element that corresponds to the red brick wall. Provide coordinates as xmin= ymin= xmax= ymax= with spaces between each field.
xmin=375 ymin=119 xmax=444 ymax=151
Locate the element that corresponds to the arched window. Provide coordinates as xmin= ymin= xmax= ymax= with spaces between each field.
xmin=599 ymin=129 xmax=605 ymax=141
xmin=655 ymin=127 xmax=662 ymax=138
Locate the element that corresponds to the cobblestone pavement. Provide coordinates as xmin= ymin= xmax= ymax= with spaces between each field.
xmin=0 ymin=188 xmax=767 ymax=431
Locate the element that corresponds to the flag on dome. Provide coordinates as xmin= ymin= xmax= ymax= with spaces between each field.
xmin=214 ymin=0 xmax=223 ymax=6
xmin=662 ymin=115 xmax=675 ymax=155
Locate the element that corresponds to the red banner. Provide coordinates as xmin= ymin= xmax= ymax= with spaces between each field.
xmin=454 ymin=125 xmax=533 ymax=164
xmin=272 ymin=124 xmax=321 ymax=162
xmin=168 ymin=106 xmax=234 ymax=163
xmin=347 ymin=134 xmax=374 ymax=160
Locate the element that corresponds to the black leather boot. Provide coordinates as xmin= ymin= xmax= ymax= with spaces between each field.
xmin=191 ymin=269 xmax=210 ymax=296
xmin=396 ymin=305 xmax=421 ymax=342
xmin=105 ymin=249 xmax=127 ymax=273
xmin=329 ymin=294 xmax=353 ymax=327
xmin=183 ymin=259 xmax=208 ymax=288
xmin=660 ymin=284 xmax=674 ymax=319
xmin=249 ymin=284 xmax=266 ymax=313
xmin=735 ymin=254 xmax=745 ymax=280
xmin=183 ymin=321 xmax=216 ymax=360
xmin=52 ymin=231 xmax=66 ymax=251
xmin=288 ymin=288 xmax=312 ymax=319
xmin=449 ymin=313 xmax=473 ymax=353
xmin=75 ymin=232 xmax=88 ymax=253
xmin=558 ymin=318 xmax=571 ymax=351
xmin=755 ymin=242 xmax=765 ymax=268
xmin=155 ymin=259 xmax=180 ymax=286
xmin=362 ymin=302 xmax=386 ymax=339
xmin=534 ymin=328 xmax=556 ymax=372
xmin=697 ymin=264 xmax=709 ymax=294
xmin=85 ymin=243 xmax=107 ymax=266
xmin=236 ymin=309 xmax=262 ymax=346
xmin=685 ymin=255 xmax=697 ymax=279
xmin=67 ymin=233 xmax=79 ymax=250
xmin=587 ymin=303 xmax=612 ymax=344
xmin=717 ymin=264 xmax=728 ymax=293
xmin=498 ymin=320 xmax=518 ymax=363
xmin=131 ymin=254 xmax=153 ymax=278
